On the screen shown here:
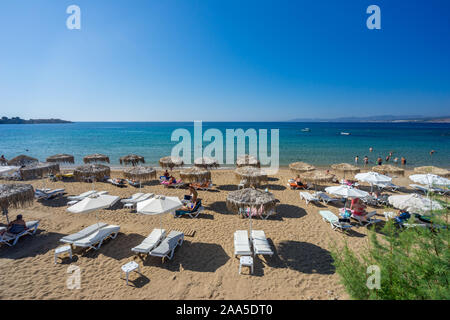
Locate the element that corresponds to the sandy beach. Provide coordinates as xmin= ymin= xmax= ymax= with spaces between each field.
xmin=0 ymin=168 xmax=438 ymax=300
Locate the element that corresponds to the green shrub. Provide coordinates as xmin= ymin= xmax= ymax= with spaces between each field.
xmin=331 ymin=211 xmax=449 ymax=300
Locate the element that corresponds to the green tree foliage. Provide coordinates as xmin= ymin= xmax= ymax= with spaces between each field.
xmin=331 ymin=208 xmax=449 ymax=299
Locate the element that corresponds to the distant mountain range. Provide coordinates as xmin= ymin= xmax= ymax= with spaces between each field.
xmin=0 ymin=117 xmax=72 ymax=124
xmin=288 ymin=115 xmax=450 ymax=123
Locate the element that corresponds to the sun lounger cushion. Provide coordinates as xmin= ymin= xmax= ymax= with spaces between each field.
xmin=150 ymin=231 xmax=184 ymax=257
xmin=251 ymin=230 xmax=273 ymax=256
xmin=72 ymin=225 xmax=120 ymax=248
xmin=132 ymin=229 xmax=166 ymax=254
xmin=60 ymin=223 xmax=108 ymax=243
xmin=234 ymin=230 xmax=252 ymax=256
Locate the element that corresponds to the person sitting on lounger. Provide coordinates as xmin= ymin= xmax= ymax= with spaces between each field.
xmin=184 ymin=185 xmax=198 ymax=203
xmin=177 ymin=198 xmax=201 ymax=213
xmin=0 ymin=215 xmax=27 ymax=235
xmin=168 ymin=176 xmax=177 ymax=184
xmin=350 ymin=198 xmax=370 ymax=221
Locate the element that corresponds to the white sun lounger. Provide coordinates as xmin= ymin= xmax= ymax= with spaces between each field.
xmin=35 ymin=188 xmax=65 ymax=200
xmin=69 ymin=225 xmax=120 ymax=251
xmin=149 ymin=230 xmax=184 ymax=261
xmin=0 ymin=221 xmax=40 ymax=246
xmin=375 ymin=182 xmax=400 ymax=191
xmin=299 ymin=192 xmax=320 ymax=205
xmin=351 ymin=211 xmax=381 ymax=226
xmin=67 ymin=191 xmax=109 ymax=205
xmin=234 ymin=230 xmax=252 ymax=257
xmin=251 ymin=230 xmax=273 ymax=257
xmin=410 ymin=184 xmax=428 ymax=194
xmin=132 ymin=228 xmax=166 ymax=256
xmin=121 ymin=193 xmax=144 ymax=204
xmin=67 ymin=190 xmax=98 ymax=201
xmin=315 ymin=192 xmax=339 ymax=205
xmin=318 ymin=210 xmax=352 ymax=232
xmin=430 ymin=187 xmax=450 ymax=195
xmin=123 ymin=193 xmax=154 ymax=210
xmin=60 ymin=222 xmax=108 ymax=244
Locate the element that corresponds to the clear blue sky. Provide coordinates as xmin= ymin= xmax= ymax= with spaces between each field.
xmin=1 ymin=0 xmax=449 ymax=121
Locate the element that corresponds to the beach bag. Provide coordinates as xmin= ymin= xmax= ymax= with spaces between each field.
xmin=342 ymin=210 xmax=352 ymax=219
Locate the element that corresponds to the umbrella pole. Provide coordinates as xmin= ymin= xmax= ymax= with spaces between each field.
xmin=249 ymin=206 xmax=252 ymax=241
xmin=2 ymin=208 xmax=9 ymax=224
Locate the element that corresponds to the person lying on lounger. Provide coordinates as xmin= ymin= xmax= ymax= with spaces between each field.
xmin=289 ymin=176 xmax=307 ymax=189
xmin=178 ymin=198 xmax=200 ymax=212
xmin=0 ymin=214 xmax=27 ymax=235
xmin=191 ymin=180 xmax=211 ymax=189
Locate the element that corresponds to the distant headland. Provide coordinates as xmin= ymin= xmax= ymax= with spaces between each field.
xmin=0 ymin=117 xmax=72 ymax=124
xmin=288 ymin=115 xmax=450 ymax=123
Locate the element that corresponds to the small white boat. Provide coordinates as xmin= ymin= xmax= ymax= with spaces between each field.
xmin=340 ymin=132 xmax=351 ymax=136
xmin=301 ymin=128 xmax=311 ymax=132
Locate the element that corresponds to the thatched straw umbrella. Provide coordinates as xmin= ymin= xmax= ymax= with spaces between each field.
xmin=289 ymin=162 xmax=316 ymax=174
xmin=83 ymin=154 xmax=110 ymax=164
xmin=331 ymin=163 xmax=360 ymax=179
xmin=414 ymin=166 xmax=450 ymax=178
xmin=74 ymin=164 xmax=111 ymax=182
xmin=180 ymin=167 xmax=211 ymax=183
xmin=119 ymin=154 xmax=145 ymax=166
xmin=0 ymin=183 xmax=34 ymax=223
xmin=236 ymin=154 xmax=260 ymax=168
xmin=299 ymin=170 xmax=335 ymax=190
xmin=20 ymin=162 xmax=60 ymax=180
xmin=372 ymin=164 xmax=405 ymax=176
xmin=46 ymin=154 xmax=74 ymax=164
xmin=227 ymin=188 xmax=277 ymax=232
xmin=234 ymin=166 xmax=268 ymax=187
xmin=159 ymin=156 xmax=183 ymax=170
xmin=123 ymin=166 xmax=156 ymax=188
xmin=226 ymin=188 xmax=277 ymax=214
xmin=7 ymin=155 xmax=38 ymax=167
xmin=194 ymin=157 xmax=219 ymax=169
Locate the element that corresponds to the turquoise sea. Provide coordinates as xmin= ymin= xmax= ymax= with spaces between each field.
xmin=0 ymin=122 xmax=449 ymax=168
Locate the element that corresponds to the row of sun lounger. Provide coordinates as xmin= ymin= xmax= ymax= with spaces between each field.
xmin=60 ymin=223 xmax=120 ymax=251
xmin=61 ymin=224 xmax=184 ymax=261
xmin=67 ymin=190 xmax=109 ymax=205
xmin=132 ymin=229 xmax=184 ymax=261
xmin=299 ymin=191 xmax=340 ymax=206
xmin=318 ymin=209 xmax=382 ymax=232
xmin=234 ymin=230 xmax=274 ymax=258
xmin=410 ymin=184 xmax=449 ymax=195
xmin=121 ymin=193 xmax=154 ymax=210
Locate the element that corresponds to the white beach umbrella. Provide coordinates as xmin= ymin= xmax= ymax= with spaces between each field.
xmin=136 ymin=195 xmax=183 ymax=233
xmin=325 ymin=185 xmax=369 ymax=199
xmin=409 ymin=174 xmax=450 ymax=187
xmin=355 ymin=171 xmax=392 ymax=192
xmin=388 ymin=194 xmax=443 ymax=214
xmin=325 ymin=185 xmax=369 ymax=211
xmin=355 ymin=172 xmax=392 ymax=184
xmin=67 ymin=194 xmax=120 ymax=214
xmin=66 ymin=194 xmax=120 ymax=230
